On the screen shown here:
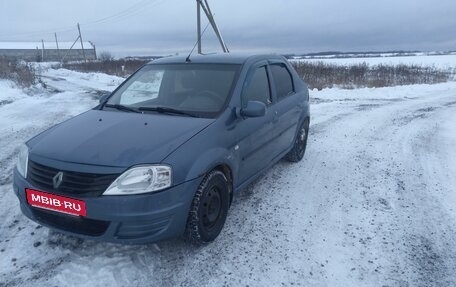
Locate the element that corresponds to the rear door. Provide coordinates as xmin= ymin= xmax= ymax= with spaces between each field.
xmin=268 ymin=61 xmax=301 ymax=156
xmin=236 ymin=62 xmax=276 ymax=184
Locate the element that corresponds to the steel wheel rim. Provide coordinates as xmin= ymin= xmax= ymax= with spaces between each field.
xmin=202 ymin=186 xmax=222 ymax=229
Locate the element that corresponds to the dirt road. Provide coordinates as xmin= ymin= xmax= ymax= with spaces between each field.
xmin=1 ymin=71 xmax=455 ymax=286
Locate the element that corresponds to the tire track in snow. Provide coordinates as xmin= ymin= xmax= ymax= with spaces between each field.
xmin=304 ymin=93 xmax=456 ymax=286
xmin=2 ymin=77 xmax=456 ymax=286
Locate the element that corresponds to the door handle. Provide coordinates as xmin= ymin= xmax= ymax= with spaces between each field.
xmin=273 ymin=110 xmax=279 ymax=123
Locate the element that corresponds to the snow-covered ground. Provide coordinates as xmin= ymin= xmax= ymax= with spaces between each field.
xmin=293 ymin=54 xmax=456 ymax=70
xmin=1 ymin=66 xmax=456 ymax=286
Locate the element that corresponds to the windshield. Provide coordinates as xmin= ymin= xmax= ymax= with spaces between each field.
xmin=105 ymin=63 xmax=240 ymax=118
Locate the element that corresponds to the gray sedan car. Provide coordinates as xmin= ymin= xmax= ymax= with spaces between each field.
xmin=13 ymin=54 xmax=310 ymax=244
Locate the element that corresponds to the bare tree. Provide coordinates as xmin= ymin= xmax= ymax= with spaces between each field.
xmin=99 ymin=51 xmax=114 ymax=62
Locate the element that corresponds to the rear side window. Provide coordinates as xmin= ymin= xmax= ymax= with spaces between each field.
xmin=244 ymin=66 xmax=271 ymax=106
xmin=270 ymin=64 xmax=294 ymax=100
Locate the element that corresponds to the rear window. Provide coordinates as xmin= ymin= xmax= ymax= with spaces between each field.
xmin=270 ymin=64 xmax=294 ymax=100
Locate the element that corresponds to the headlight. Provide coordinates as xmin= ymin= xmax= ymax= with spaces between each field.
xmin=16 ymin=144 xmax=29 ymax=178
xmin=103 ymin=165 xmax=172 ymax=195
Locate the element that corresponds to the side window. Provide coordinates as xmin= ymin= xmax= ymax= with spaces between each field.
xmin=270 ymin=64 xmax=294 ymax=100
xmin=244 ymin=66 xmax=271 ymax=106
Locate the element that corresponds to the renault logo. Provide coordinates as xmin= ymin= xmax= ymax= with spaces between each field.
xmin=53 ymin=171 xmax=64 ymax=189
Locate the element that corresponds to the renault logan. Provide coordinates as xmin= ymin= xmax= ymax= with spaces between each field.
xmin=13 ymin=54 xmax=310 ymax=244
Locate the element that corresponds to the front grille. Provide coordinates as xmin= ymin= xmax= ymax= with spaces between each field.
xmin=32 ymin=208 xmax=109 ymax=236
xmin=27 ymin=160 xmax=119 ymax=197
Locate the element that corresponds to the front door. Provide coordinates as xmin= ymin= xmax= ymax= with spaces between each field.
xmin=236 ymin=64 xmax=276 ymax=185
xmin=268 ymin=62 xmax=301 ymax=157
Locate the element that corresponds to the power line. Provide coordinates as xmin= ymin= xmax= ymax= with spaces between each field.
xmin=0 ymin=0 xmax=162 ymax=40
xmin=82 ymin=0 xmax=158 ymax=26
xmin=82 ymin=0 xmax=164 ymax=29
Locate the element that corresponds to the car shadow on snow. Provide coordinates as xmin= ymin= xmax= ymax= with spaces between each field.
xmin=41 ymin=159 xmax=297 ymax=254
xmin=27 ymin=158 xmax=306 ymax=287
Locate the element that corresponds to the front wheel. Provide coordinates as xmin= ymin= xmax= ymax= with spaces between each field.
xmin=185 ymin=170 xmax=230 ymax=245
xmin=286 ymin=119 xmax=309 ymax=162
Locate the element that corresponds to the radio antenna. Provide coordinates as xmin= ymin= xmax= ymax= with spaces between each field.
xmin=186 ymin=20 xmax=211 ymax=62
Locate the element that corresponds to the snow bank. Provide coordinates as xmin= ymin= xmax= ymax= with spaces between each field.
xmin=293 ymin=54 xmax=456 ymax=70
xmin=310 ymin=81 xmax=456 ymax=102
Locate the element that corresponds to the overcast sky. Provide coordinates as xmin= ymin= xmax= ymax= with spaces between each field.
xmin=0 ymin=0 xmax=455 ymax=57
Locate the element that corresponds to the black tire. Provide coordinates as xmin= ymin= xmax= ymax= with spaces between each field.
xmin=185 ymin=170 xmax=230 ymax=245
xmin=286 ymin=119 xmax=309 ymax=162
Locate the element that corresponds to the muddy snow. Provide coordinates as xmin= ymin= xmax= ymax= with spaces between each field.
xmin=1 ymin=66 xmax=456 ymax=287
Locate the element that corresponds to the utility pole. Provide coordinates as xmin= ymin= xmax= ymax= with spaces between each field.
xmin=54 ymin=32 xmax=61 ymax=62
xmin=77 ymin=23 xmax=87 ymax=63
xmin=197 ymin=0 xmax=202 ymax=54
xmin=202 ymin=0 xmax=228 ymax=53
xmin=196 ymin=0 xmax=229 ymax=54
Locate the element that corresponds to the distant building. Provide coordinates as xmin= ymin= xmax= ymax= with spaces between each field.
xmin=0 ymin=41 xmax=97 ymax=62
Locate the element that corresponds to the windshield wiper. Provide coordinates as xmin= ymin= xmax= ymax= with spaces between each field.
xmin=138 ymin=106 xmax=199 ymax=118
xmin=104 ymin=104 xmax=140 ymax=113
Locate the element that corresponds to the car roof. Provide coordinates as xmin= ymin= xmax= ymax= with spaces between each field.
xmin=148 ymin=53 xmax=286 ymax=65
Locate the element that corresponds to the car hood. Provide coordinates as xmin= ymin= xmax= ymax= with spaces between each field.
xmin=28 ymin=110 xmax=214 ymax=168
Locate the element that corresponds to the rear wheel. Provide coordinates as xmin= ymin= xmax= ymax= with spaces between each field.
xmin=286 ymin=119 xmax=309 ymax=162
xmin=185 ymin=170 xmax=230 ymax=245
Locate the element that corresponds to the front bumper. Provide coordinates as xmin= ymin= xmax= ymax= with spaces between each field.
xmin=13 ymin=169 xmax=201 ymax=244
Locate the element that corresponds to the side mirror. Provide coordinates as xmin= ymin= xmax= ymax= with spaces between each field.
xmin=99 ymin=92 xmax=111 ymax=104
xmin=240 ymin=101 xmax=266 ymax=118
